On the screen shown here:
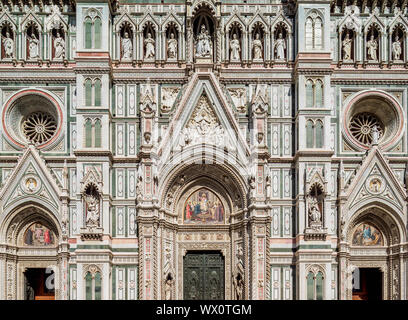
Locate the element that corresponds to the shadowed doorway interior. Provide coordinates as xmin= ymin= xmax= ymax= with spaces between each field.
xmin=24 ymin=268 xmax=55 ymax=300
xmin=352 ymin=267 xmax=382 ymax=300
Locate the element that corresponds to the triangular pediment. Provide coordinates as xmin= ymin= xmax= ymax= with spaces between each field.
xmin=157 ymin=73 xmax=251 ymax=173
xmin=344 ymin=147 xmax=407 ymax=216
xmin=0 ymin=145 xmax=62 ymax=213
xmin=21 ymin=11 xmax=43 ymax=31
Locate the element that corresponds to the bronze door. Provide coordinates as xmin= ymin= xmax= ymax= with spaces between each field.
xmin=183 ymin=251 xmax=224 ymax=300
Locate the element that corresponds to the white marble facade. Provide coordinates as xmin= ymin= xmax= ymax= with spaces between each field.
xmin=0 ymin=0 xmax=407 ymax=301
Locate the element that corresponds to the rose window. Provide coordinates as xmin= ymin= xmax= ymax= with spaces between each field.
xmin=349 ymin=112 xmax=384 ymax=146
xmin=22 ymin=112 xmax=57 ymax=144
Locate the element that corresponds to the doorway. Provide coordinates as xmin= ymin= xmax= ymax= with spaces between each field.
xmin=24 ymin=268 xmax=55 ymax=300
xmin=183 ymin=251 xmax=225 ymax=300
xmin=352 ymin=267 xmax=382 ymax=300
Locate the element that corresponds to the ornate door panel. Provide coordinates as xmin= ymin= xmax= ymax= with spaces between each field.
xmin=183 ymin=252 xmax=224 ymax=300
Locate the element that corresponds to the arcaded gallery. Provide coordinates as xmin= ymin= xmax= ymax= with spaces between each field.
xmin=0 ymin=0 xmax=407 ymax=301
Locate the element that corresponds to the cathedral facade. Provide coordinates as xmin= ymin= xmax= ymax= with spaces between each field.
xmin=0 ymin=0 xmax=407 ymax=300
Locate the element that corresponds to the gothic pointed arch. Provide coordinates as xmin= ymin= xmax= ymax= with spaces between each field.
xmin=139 ymin=11 xmax=159 ymax=33
xmin=363 ymin=14 xmax=385 ymax=34
xmin=191 ymin=0 xmax=217 ymax=17
xmin=271 ymin=10 xmax=292 ymax=34
xmin=0 ymin=10 xmax=17 ymax=32
xmin=21 ymin=11 xmax=43 ymax=33
xmin=248 ymin=11 xmax=269 ymax=32
xmin=389 ymin=14 xmax=408 ymax=33
xmin=45 ymin=10 xmax=68 ymax=32
xmin=225 ymin=12 xmax=246 ymax=32
xmin=162 ymin=11 xmax=183 ymax=32
xmin=114 ymin=12 xmax=136 ymax=33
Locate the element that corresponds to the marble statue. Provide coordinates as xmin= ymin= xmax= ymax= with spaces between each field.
xmin=230 ymin=33 xmax=241 ymax=61
xmin=167 ymin=33 xmax=178 ymax=60
xmin=275 ymin=32 xmax=286 ymax=60
xmin=371 ymin=125 xmax=379 ymax=145
xmin=308 ymin=195 xmax=322 ymax=226
xmin=54 ymin=32 xmax=65 ymax=60
xmin=367 ymin=34 xmax=378 ymax=61
xmin=164 ymin=276 xmax=174 ymax=300
xmin=2 ymin=32 xmax=14 ymax=59
xmin=144 ymin=33 xmax=155 ymax=60
xmin=122 ymin=32 xmax=133 ymax=60
xmin=85 ymin=194 xmax=100 ymax=227
xmin=392 ymin=35 xmax=402 ymax=61
xmin=342 ymin=32 xmax=352 ymax=61
xmin=252 ymin=33 xmax=263 ymax=60
xmin=195 ymin=24 xmax=212 ymax=58
xmin=28 ymin=32 xmax=39 ymax=59
xmin=233 ymin=273 xmax=244 ymax=300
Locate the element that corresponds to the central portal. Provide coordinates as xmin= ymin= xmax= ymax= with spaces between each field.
xmin=183 ymin=251 xmax=225 ymax=300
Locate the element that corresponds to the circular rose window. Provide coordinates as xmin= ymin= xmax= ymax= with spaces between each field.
xmin=349 ymin=112 xmax=384 ymax=146
xmin=2 ymin=89 xmax=63 ymax=149
xmin=22 ymin=112 xmax=57 ymax=144
xmin=343 ymin=91 xmax=404 ymax=151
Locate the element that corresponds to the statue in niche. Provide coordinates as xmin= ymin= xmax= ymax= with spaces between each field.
xmin=167 ymin=32 xmax=178 ymax=60
xmin=252 ymin=33 xmax=263 ymax=60
xmin=274 ymin=32 xmax=286 ymax=60
xmin=233 ymin=272 xmax=244 ymax=300
xmin=122 ymin=32 xmax=133 ymax=60
xmin=195 ymin=24 xmax=212 ymax=58
xmin=2 ymin=31 xmax=14 ymax=58
xmin=144 ymin=32 xmax=155 ymax=60
xmin=342 ymin=32 xmax=352 ymax=61
xmin=53 ymin=31 xmax=65 ymax=60
xmin=366 ymin=34 xmax=378 ymax=61
xmin=308 ymin=194 xmax=322 ymax=227
xmin=371 ymin=124 xmax=379 ymax=144
xmin=230 ymin=33 xmax=241 ymax=62
xmin=164 ymin=274 xmax=174 ymax=300
xmin=27 ymin=31 xmax=39 ymax=59
xmin=392 ymin=35 xmax=402 ymax=61
xmin=85 ymin=193 xmax=100 ymax=227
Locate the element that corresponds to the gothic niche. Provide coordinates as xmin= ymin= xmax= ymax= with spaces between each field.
xmin=233 ymin=244 xmax=244 ymax=300
xmin=166 ymin=22 xmax=178 ymax=61
xmin=143 ymin=22 xmax=156 ymax=61
xmin=1 ymin=24 xmax=14 ymax=59
xmin=305 ymin=173 xmax=327 ymax=241
xmin=81 ymin=182 xmax=103 ymax=240
xmin=273 ymin=23 xmax=287 ymax=61
xmin=366 ymin=26 xmax=379 ymax=62
xmin=193 ymin=11 xmax=214 ymax=60
xmin=307 ymin=183 xmax=323 ymax=229
xmin=341 ymin=29 xmax=355 ymax=62
xmin=251 ymin=23 xmax=264 ymax=62
xmin=26 ymin=23 xmax=40 ymax=60
xmin=164 ymin=272 xmax=174 ymax=300
xmin=51 ymin=27 xmax=65 ymax=61
xmin=229 ymin=22 xmax=242 ymax=63
xmin=391 ymin=27 xmax=404 ymax=62
xmin=120 ymin=23 xmax=133 ymax=61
